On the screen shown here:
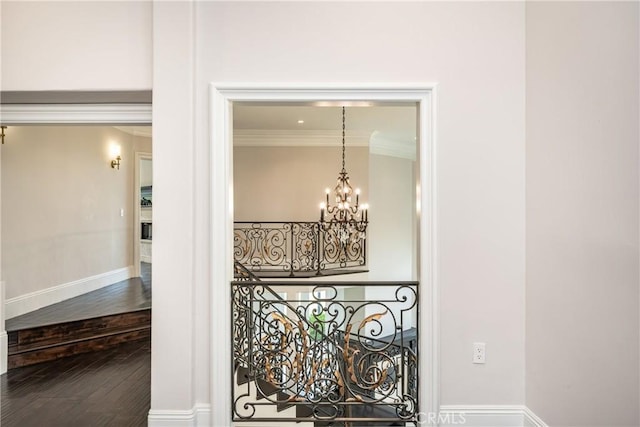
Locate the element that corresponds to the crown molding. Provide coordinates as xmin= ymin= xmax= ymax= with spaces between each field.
xmin=369 ymin=130 xmax=416 ymax=161
xmin=0 ymin=103 xmax=152 ymax=125
xmin=113 ymin=126 xmax=153 ymax=138
xmin=234 ymin=129 xmax=417 ymax=161
xmin=233 ymin=129 xmax=371 ymax=147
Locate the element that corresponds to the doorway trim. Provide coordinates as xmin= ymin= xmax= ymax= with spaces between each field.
xmin=134 ymin=152 xmax=153 ymax=277
xmin=210 ymin=83 xmax=439 ymax=426
xmin=0 ymin=101 xmax=152 ymax=375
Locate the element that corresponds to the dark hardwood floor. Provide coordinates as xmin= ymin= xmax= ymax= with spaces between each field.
xmin=1 ymin=338 xmax=151 ymax=427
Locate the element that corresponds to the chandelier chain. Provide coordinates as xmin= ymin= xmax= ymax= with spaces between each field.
xmin=342 ymin=106 xmax=346 ymax=172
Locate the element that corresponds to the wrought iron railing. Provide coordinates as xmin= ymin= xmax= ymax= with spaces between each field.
xmin=231 ymin=280 xmax=419 ymax=424
xmin=233 ymin=222 xmax=366 ymax=277
xmin=233 ymin=260 xmax=261 ymax=282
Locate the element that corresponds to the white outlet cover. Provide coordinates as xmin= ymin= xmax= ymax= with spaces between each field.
xmin=473 ymin=342 xmax=486 ymax=364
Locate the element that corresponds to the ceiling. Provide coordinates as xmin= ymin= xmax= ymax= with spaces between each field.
xmin=233 ymin=104 xmax=417 ymax=145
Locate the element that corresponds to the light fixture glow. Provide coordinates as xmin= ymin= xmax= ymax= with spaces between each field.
xmin=110 ymin=143 xmax=122 ymax=170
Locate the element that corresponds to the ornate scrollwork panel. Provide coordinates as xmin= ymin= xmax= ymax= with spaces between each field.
xmin=232 ymin=281 xmax=418 ymax=424
xmin=234 ymin=222 xmax=365 ymax=276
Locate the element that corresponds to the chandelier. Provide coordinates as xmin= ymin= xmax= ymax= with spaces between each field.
xmin=319 ymin=107 xmax=368 ymax=244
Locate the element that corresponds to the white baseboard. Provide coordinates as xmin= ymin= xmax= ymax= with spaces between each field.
xmin=439 ymin=405 xmax=547 ymax=427
xmin=147 ymin=403 xmax=546 ymax=427
xmin=0 ymin=331 xmax=7 ymax=375
xmin=5 ymin=265 xmax=135 ymax=319
xmin=523 ymin=406 xmax=548 ymax=427
xmin=148 ymin=404 xmax=211 ymax=427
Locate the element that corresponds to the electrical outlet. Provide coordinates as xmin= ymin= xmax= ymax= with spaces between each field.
xmin=473 ymin=342 xmax=486 ymax=364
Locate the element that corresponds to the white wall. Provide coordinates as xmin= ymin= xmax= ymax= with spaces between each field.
xmin=234 ymin=146 xmax=369 ymax=222
xmin=367 ymin=153 xmax=416 ymax=281
xmin=187 ymin=1 xmax=526 ymax=413
xmin=1 ymin=126 xmax=150 ymax=313
xmin=525 ymin=3 xmax=639 ymax=426
xmin=365 ymin=153 xmax=417 ymax=332
xmin=0 ymin=1 xmax=152 ymax=91
xmin=150 ymin=1 xmax=197 ymax=415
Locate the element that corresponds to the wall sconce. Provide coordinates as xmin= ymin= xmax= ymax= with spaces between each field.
xmin=110 ymin=144 xmax=122 ymax=170
xmin=111 ymin=155 xmax=122 ymax=170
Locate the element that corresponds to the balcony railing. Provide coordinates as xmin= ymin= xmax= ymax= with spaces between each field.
xmin=233 ymin=221 xmax=366 ymax=277
xmin=231 ymin=279 xmax=419 ymax=424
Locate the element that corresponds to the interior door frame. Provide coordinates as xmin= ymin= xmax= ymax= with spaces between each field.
xmin=134 ymin=151 xmax=153 ymax=277
xmin=209 ymin=83 xmax=439 ymax=425
xmin=0 ymin=101 xmax=152 ymax=375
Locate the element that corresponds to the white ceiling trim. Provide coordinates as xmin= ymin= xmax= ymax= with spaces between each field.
xmin=369 ymin=130 xmax=417 ymax=161
xmin=233 ymin=129 xmax=371 ymax=147
xmin=113 ymin=126 xmax=153 ymax=138
xmin=0 ymin=104 xmax=152 ymax=125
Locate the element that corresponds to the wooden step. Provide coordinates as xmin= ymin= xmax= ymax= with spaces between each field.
xmin=7 ymin=309 xmax=151 ymax=369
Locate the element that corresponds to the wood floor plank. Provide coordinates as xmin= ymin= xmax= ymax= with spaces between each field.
xmin=1 ymin=339 xmax=150 ymax=427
